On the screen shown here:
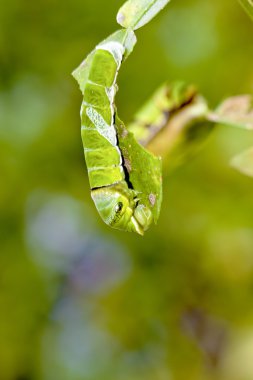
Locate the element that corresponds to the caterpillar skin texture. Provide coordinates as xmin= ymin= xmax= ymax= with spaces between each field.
xmin=81 ymin=41 xmax=153 ymax=235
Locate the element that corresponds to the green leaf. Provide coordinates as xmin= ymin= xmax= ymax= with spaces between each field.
xmin=209 ymin=95 xmax=253 ymax=129
xmin=128 ymin=82 xmax=198 ymax=145
xmin=231 ymin=146 xmax=253 ymax=177
xmin=128 ymin=82 xmax=212 ymax=171
xmin=72 ymin=29 xmax=136 ymax=94
xmin=72 ymin=50 xmax=96 ymax=95
xmin=117 ymin=0 xmax=170 ymax=30
xmin=238 ymin=0 xmax=253 ymax=21
xmin=116 ymin=115 xmax=162 ymax=223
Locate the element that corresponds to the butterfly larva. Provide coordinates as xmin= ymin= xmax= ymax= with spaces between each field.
xmin=80 ymin=40 xmax=153 ymax=235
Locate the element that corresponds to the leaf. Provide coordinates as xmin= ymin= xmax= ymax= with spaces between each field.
xmin=128 ymin=82 xmax=198 ymax=145
xmin=116 ymin=115 xmax=162 ymax=223
xmin=72 ymin=29 xmax=136 ymax=94
xmin=209 ymin=95 xmax=253 ymax=129
xmin=231 ymin=146 xmax=253 ymax=177
xmin=117 ymin=0 xmax=170 ymax=30
xmin=238 ymin=0 xmax=253 ymax=21
xmin=128 ymin=82 xmax=212 ymax=171
xmin=72 ymin=50 xmax=96 ymax=95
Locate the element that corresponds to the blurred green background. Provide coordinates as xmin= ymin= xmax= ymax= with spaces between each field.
xmin=1 ymin=0 xmax=253 ymax=379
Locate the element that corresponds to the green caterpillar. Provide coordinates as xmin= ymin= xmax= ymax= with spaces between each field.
xmin=72 ymin=0 xmax=170 ymax=235
xmin=73 ymin=0 xmax=252 ymax=234
xmin=73 ymin=33 xmax=208 ymax=235
xmin=78 ymin=37 xmax=156 ymax=235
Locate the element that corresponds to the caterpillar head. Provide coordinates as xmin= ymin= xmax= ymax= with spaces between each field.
xmin=91 ymin=186 xmax=153 ymax=235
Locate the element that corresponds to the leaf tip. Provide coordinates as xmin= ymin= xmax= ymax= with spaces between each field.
xmin=116 ymin=11 xmax=125 ymax=27
xmin=230 ymin=147 xmax=253 ymax=178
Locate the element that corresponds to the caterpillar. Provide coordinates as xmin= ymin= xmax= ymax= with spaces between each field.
xmin=76 ymin=35 xmax=158 ymax=235
xmin=73 ymin=32 xmax=209 ymax=234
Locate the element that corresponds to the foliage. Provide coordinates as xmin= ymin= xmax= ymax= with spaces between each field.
xmin=117 ymin=0 xmax=171 ymax=30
